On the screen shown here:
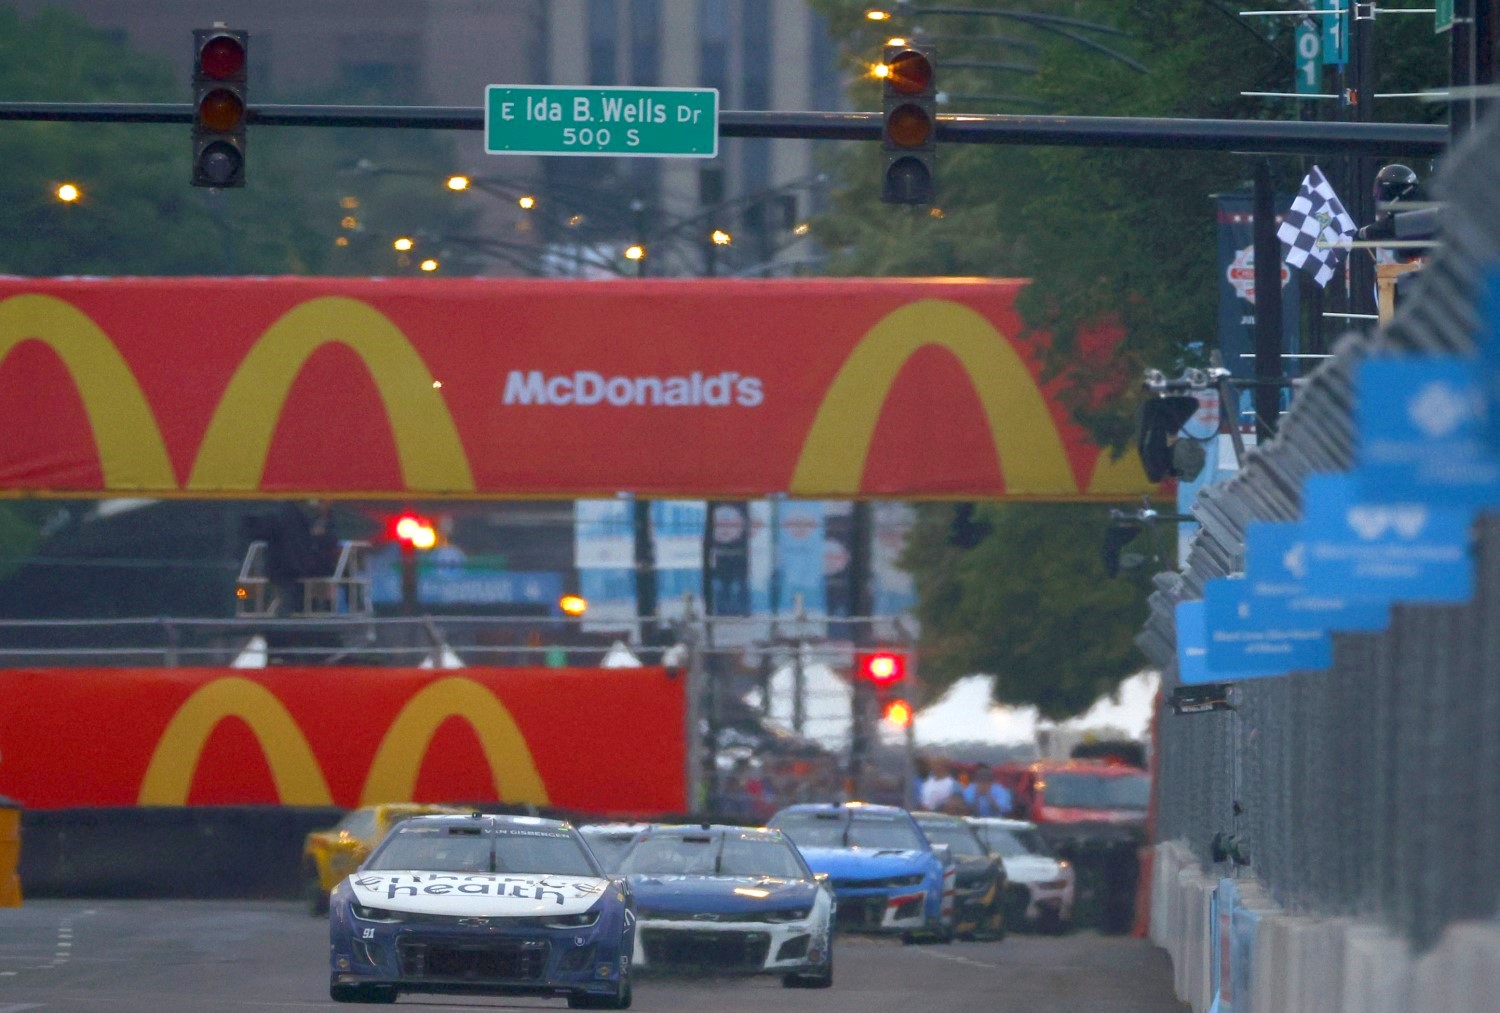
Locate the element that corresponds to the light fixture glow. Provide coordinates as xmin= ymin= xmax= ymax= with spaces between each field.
xmin=518 ymin=195 xmax=536 ymax=209
xmin=393 ymin=237 xmax=414 ymax=251
xmin=624 ymin=244 xmax=646 ymax=261
xmin=420 ymin=258 xmax=440 ymax=272
xmin=55 ymin=183 xmax=81 ymax=202
xmin=446 ymin=175 xmax=471 ymax=191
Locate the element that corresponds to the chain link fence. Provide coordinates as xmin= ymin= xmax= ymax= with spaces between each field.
xmin=1142 ymin=107 xmax=1500 ymax=952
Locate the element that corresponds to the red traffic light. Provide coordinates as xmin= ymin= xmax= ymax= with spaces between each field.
xmin=198 ymin=33 xmax=247 ymax=80
xmin=882 ymin=698 xmax=914 ymax=728
xmin=857 ymin=650 xmax=908 ymax=686
xmin=885 ymin=50 xmax=933 ymax=95
xmin=392 ymin=512 xmax=438 ymax=551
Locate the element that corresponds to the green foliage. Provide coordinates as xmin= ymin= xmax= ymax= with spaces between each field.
xmin=904 ymin=502 xmax=1155 ymax=720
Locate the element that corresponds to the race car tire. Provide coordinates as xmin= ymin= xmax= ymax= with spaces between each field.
xmin=782 ymin=949 xmax=833 ymax=989
xmin=329 ymin=983 xmax=396 ymax=1004
xmin=568 ymin=977 xmax=632 ymax=1010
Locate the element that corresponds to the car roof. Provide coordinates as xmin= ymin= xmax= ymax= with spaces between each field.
xmin=910 ymin=810 xmax=968 ymax=823
xmin=395 ymin=813 xmax=575 ymax=833
xmin=966 ymin=817 xmax=1038 ymax=831
xmin=641 ymin=824 xmax=788 ymax=839
xmin=773 ymin=802 xmax=910 ymax=818
xmin=1023 ymin=759 xmax=1148 ymax=776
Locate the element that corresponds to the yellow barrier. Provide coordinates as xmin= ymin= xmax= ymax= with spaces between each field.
xmin=0 ymin=798 xmax=20 ymax=907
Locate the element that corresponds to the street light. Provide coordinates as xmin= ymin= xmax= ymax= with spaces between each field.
xmin=446 ymin=174 xmax=471 ymax=192
xmin=419 ymin=258 xmax=439 ymax=272
xmin=518 ymin=195 xmax=536 ymax=209
xmin=624 ymin=244 xmax=646 ymax=261
xmin=55 ymin=183 xmax=81 ymax=203
xmin=392 ymin=236 xmax=413 ymax=251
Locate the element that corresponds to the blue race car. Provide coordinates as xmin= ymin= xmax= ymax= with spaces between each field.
xmin=768 ymin=802 xmax=955 ymax=942
xmin=619 ymin=824 xmax=834 ymax=987
xmin=328 ymin=813 xmax=634 ymax=1009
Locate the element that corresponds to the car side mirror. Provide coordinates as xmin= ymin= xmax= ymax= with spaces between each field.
xmin=930 ymin=843 xmax=952 ymax=866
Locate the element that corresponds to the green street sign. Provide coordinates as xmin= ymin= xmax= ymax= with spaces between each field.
xmin=485 ymin=85 xmax=719 ymax=158
xmin=1436 ymin=0 xmax=1454 ymax=33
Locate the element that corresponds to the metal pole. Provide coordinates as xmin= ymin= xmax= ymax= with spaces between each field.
xmin=1452 ymin=0 xmax=1478 ymax=141
xmin=632 ymin=497 xmax=657 ymax=648
xmin=1252 ymin=160 xmax=1284 ymax=442
xmin=1348 ymin=4 xmax=1378 ymax=319
xmin=793 ymin=641 xmax=806 ymax=735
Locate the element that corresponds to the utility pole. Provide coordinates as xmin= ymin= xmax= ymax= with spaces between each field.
xmin=1347 ymin=3 xmax=1377 ymax=319
xmin=1252 ymin=159 xmax=1284 ymax=442
xmin=846 ymin=501 xmax=875 ymax=798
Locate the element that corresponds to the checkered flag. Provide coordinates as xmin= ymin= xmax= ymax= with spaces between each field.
xmin=1277 ymin=165 xmax=1358 ymax=287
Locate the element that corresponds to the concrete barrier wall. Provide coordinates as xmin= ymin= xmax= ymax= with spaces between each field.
xmin=1149 ymin=841 xmax=1500 ymax=1013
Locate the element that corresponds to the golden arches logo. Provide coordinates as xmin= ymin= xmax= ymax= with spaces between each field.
xmin=0 ymin=294 xmax=176 ymax=490
xmin=788 ymin=299 xmax=1150 ymax=499
xmin=188 ymin=297 xmax=474 ymax=493
xmin=137 ymin=675 xmax=550 ymax=807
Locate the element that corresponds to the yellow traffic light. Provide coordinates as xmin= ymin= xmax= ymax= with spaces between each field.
xmin=883 ymin=699 xmax=914 ymax=728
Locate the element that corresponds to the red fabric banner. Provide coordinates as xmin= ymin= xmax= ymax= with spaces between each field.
xmin=0 ymin=667 xmax=685 ymax=816
xmin=0 ymin=277 xmax=1149 ymax=499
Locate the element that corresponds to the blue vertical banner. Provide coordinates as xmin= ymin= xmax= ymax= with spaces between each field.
xmin=574 ymin=499 xmax=637 ymax=632
xmin=652 ymin=500 xmax=705 ymax=620
xmin=1176 ymin=599 xmax=1212 ymax=685
xmin=1321 ymin=0 xmax=1349 ymax=66
xmin=1215 ymin=194 xmax=1302 ymax=392
xmin=871 ymin=502 xmax=917 ymax=618
xmin=775 ymin=500 xmax=828 ymax=621
xmin=1295 ymin=19 xmax=1322 ymax=96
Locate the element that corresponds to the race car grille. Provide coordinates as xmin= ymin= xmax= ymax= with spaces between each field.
xmin=892 ymin=897 xmax=923 ymax=920
xmin=834 ymin=897 xmax=885 ymax=931
xmin=396 ymin=939 xmax=550 ymax=981
xmin=640 ymin=929 xmax=769 ymax=970
xmin=832 ymin=874 xmax=922 ymax=890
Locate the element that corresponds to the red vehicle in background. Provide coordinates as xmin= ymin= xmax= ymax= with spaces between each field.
xmin=994 ymin=759 xmax=1150 ymax=934
xmin=998 ymin=760 xmax=1150 ymax=826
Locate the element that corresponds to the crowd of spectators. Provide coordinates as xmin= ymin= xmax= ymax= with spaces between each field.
xmin=913 ymin=757 xmax=1016 ymax=817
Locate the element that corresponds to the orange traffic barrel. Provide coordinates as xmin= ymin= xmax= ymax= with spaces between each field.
xmin=0 ymin=796 xmax=20 ymax=906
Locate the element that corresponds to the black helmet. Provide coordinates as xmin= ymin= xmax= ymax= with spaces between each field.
xmin=1373 ymin=164 xmax=1420 ymax=206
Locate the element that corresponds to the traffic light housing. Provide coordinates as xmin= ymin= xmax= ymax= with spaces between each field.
xmin=856 ymin=649 xmax=908 ymax=689
xmin=192 ymin=28 xmax=248 ymax=188
xmin=879 ymin=43 xmax=936 ymax=205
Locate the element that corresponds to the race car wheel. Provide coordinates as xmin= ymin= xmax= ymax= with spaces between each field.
xmin=782 ymin=948 xmax=833 ymax=989
xmin=329 ymin=983 xmax=396 ymax=1004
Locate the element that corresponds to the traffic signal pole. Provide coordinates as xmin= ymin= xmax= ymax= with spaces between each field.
xmin=0 ymin=103 xmax=1447 ymax=157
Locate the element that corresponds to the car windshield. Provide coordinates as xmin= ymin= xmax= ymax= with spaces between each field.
xmin=365 ymin=824 xmax=598 ymax=876
xmin=917 ymin=820 xmax=985 ymax=857
xmin=976 ymin=825 xmax=1052 ymax=858
xmin=581 ymin=831 xmax=641 ymax=872
xmin=338 ymin=809 xmax=377 ymax=841
xmin=772 ymin=811 xmax=925 ymax=852
xmin=1041 ymin=772 xmax=1150 ymax=810
xmin=619 ymin=833 xmax=806 ymax=879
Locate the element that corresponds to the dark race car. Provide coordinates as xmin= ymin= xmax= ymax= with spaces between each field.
xmin=328 ymin=813 xmax=634 ymax=1009
xmin=911 ymin=811 xmax=1008 ymax=941
xmin=619 ymin=824 xmax=835 ymax=988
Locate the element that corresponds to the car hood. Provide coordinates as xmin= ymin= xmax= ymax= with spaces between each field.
xmin=1000 ymin=855 xmax=1066 ymax=883
xmin=795 ymin=847 xmax=932 ymax=879
xmin=347 ymin=871 xmax=612 ymax=917
xmin=628 ymin=875 xmax=817 ymax=915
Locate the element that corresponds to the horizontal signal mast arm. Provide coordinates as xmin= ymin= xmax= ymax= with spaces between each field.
xmin=0 ymin=102 xmax=1447 ymax=156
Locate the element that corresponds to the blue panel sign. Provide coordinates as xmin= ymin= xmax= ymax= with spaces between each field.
xmin=1480 ymin=267 xmax=1500 ymax=452
xmin=1301 ymin=473 xmax=1474 ymax=603
xmin=1321 ymin=0 xmax=1348 ymax=66
xmin=1176 ymin=599 xmax=1212 ymax=685
xmin=1245 ymin=521 xmax=1389 ymax=633
xmin=1204 ymin=577 xmax=1332 ymax=677
xmin=371 ymin=547 xmax=564 ymax=608
xmin=1295 ymin=21 xmax=1322 ymax=96
xmin=1356 ymin=356 xmax=1500 ymax=504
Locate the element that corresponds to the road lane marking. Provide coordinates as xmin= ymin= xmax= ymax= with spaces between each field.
xmin=911 ymin=947 xmax=1000 ymax=970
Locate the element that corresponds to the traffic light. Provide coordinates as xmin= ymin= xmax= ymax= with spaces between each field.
xmin=391 ymin=512 xmax=438 ymax=551
xmin=856 ymin=649 xmax=908 ymax=688
xmin=879 ymin=42 xmax=936 ymax=205
xmin=882 ymin=697 xmax=914 ymax=729
xmin=191 ymin=27 xmax=248 ymax=188
xmin=1137 ymin=395 xmax=1201 ymax=483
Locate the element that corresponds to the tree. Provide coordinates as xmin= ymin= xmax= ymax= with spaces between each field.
xmin=813 ymin=0 xmax=1445 ymax=716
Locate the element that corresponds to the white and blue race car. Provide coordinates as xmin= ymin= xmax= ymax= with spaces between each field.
xmin=618 ymin=824 xmax=835 ymax=988
xmin=328 ymin=813 xmax=635 ymax=1008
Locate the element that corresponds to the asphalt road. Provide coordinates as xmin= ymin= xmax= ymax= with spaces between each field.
xmin=0 ymin=900 xmax=1188 ymax=1013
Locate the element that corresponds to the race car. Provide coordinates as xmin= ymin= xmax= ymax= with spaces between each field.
xmin=618 ymin=824 xmax=834 ymax=988
xmin=768 ymin=802 xmax=954 ymax=943
xmin=327 ymin=813 xmax=635 ymax=1008
xmin=968 ymin=817 xmax=1076 ymax=933
xmin=911 ymin=811 xmax=1008 ymax=940
xmin=577 ymin=823 xmax=652 ymax=874
xmin=303 ymin=803 xmax=468 ymax=915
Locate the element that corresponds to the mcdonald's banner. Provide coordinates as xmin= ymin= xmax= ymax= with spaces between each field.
xmin=0 ymin=278 xmax=1151 ymax=499
xmin=0 ymin=667 xmax=685 ymax=814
